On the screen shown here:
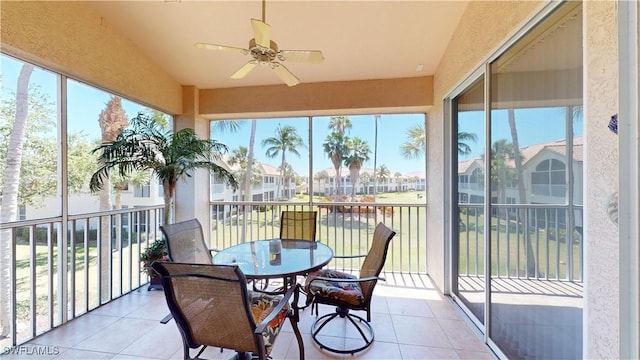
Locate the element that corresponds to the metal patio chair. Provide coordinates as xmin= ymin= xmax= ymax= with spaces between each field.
xmin=152 ymin=261 xmax=305 ymax=360
xmin=304 ymin=222 xmax=396 ymax=354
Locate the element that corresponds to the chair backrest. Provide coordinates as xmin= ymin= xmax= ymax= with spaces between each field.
xmin=279 ymin=210 xmax=317 ymax=241
xmin=359 ymin=222 xmax=396 ymax=297
xmin=160 ymin=219 xmax=211 ymax=264
xmin=151 ymin=262 xmax=259 ymax=354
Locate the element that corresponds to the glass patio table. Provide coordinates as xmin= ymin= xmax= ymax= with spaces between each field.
xmin=212 ymin=239 xmax=333 ymax=283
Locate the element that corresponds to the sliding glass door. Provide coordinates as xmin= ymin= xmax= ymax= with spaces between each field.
xmin=451 ymin=2 xmax=583 ymax=359
xmin=453 ymin=77 xmax=486 ymax=326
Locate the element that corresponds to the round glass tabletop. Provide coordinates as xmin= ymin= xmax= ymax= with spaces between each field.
xmin=212 ymin=239 xmax=333 ymax=279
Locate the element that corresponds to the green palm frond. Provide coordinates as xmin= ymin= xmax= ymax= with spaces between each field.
xmin=89 ymin=112 xmax=237 ymax=193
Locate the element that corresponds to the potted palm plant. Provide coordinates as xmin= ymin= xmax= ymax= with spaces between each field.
xmin=89 ymin=112 xmax=238 ymax=224
xmin=89 ymin=113 xmax=238 ymax=286
xmin=140 ymin=237 xmax=168 ymax=290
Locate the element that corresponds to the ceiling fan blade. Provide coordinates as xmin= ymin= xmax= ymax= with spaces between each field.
xmin=195 ymin=43 xmax=247 ymax=54
xmin=251 ymin=18 xmax=271 ymax=48
xmin=271 ymin=63 xmax=300 ymax=87
xmin=231 ymin=61 xmax=257 ymax=79
xmin=279 ymin=50 xmax=324 ymax=63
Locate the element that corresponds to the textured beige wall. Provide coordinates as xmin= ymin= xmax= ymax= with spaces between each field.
xmin=175 ymin=86 xmax=211 ymax=234
xmin=199 ymin=77 xmax=433 ymax=119
xmin=583 ymin=1 xmax=619 ymax=358
xmin=428 ymin=0 xmax=543 ymax=292
xmin=0 ymin=1 xmax=182 ymax=115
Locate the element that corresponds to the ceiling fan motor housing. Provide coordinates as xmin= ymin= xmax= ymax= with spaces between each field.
xmin=249 ymin=39 xmax=280 ymax=65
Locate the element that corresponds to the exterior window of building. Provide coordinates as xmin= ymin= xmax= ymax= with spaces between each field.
xmin=134 ymin=184 xmax=151 ymax=198
xmin=531 ymin=159 xmax=566 ymax=197
xmin=470 ymin=168 xmax=481 ymax=184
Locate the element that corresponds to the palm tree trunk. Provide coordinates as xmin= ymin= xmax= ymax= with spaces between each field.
xmin=0 ymin=63 xmax=33 ymax=337
xmin=508 ymin=109 xmax=536 ymax=276
xmin=163 ymin=180 xmax=176 ymax=225
xmin=242 ymin=120 xmax=256 ymax=242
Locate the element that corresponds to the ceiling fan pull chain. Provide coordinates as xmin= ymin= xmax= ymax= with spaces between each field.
xmin=262 ymin=0 xmax=266 ymax=23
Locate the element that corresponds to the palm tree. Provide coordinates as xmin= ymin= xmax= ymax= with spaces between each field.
xmin=314 ymin=170 xmax=328 ymax=196
xmin=262 ymin=124 xmax=305 ymax=200
xmin=0 ymin=63 xmax=33 ymax=338
xmin=400 ymin=123 xmax=426 ymax=159
xmin=400 ymin=123 xmax=477 ymax=159
xmin=329 ymin=115 xmax=352 ymax=133
xmin=95 ymin=96 xmax=128 ymax=301
xmin=111 ymin=169 xmax=150 ymax=210
xmin=323 ymin=132 xmax=349 ymax=200
xmin=324 ymin=116 xmax=352 ymax=200
xmin=344 ymin=137 xmax=371 ymax=201
xmin=280 ymin=162 xmax=296 ymax=198
xmin=227 ymin=146 xmax=252 ymax=201
xmin=89 ymin=113 xmax=237 ymax=225
xmin=394 ymin=172 xmax=403 ymax=191
xmin=360 ymin=172 xmax=370 ymax=195
xmin=377 ymin=164 xmax=390 ymax=193
xmin=487 ymin=139 xmax=517 ymax=210
xmin=458 ymin=131 xmax=478 ymax=156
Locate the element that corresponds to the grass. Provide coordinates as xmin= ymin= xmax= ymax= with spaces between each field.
xmin=458 ymin=211 xmax=582 ymax=280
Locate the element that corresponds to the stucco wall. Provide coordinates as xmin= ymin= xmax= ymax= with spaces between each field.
xmin=199 ymin=77 xmax=433 ymax=119
xmin=428 ymin=0 xmax=543 ymax=293
xmin=0 ymin=1 xmax=182 ymax=115
xmin=583 ymin=1 xmax=619 ymax=358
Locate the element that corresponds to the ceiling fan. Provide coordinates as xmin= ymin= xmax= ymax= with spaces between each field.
xmin=195 ymin=0 xmax=324 ymax=87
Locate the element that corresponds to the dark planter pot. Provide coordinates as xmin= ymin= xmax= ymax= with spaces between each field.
xmin=144 ymin=262 xmax=164 ymax=291
xmin=148 ymin=274 xmax=163 ymax=291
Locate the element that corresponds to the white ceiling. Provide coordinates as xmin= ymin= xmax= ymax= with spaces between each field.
xmin=86 ymin=1 xmax=468 ymax=89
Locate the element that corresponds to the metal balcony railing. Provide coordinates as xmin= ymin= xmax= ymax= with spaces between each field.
xmin=458 ymin=203 xmax=584 ymax=282
xmin=0 ymin=205 xmax=164 ymax=348
xmin=1 ymin=200 xmax=582 ymax=349
xmin=209 ymin=201 xmax=428 ymax=275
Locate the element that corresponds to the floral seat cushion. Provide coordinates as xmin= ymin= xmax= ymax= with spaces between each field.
xmin=304 ymin=269 xmax=365 ymax=307
xmin=249 ymin=291 xmax=289 ymax=355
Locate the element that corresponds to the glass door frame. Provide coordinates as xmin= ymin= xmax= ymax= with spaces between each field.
xmin=443 ymin=2 xmax=569 ymax=357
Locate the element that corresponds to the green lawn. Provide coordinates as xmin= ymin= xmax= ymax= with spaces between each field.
xmin=458 ymin=211 xmax=582 ymax=280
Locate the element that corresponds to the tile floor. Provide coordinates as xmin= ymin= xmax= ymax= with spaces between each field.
xmin=3 ymin=279 xmax=495 ymax=360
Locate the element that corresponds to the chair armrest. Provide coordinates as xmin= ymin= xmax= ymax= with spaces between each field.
xmin=332 ymin=254 xmax=367 ymax=259
xmin=254 ymin=285 xmax=296 ymax=334
xmin=308 ymin=275 xmax=384 ymax=288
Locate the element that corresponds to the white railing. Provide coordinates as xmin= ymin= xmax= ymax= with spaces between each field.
xmin=209 ymin=201 xmax=428 ymax=274
xmin=458 ymin=203 xmax=583 ymax=281
xmin=0 ymin=205 xmax=164 ymax=348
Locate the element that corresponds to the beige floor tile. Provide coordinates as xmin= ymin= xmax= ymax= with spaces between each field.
xmin=29 ymin=314 xmax=120 ymax=348
xmin=19 ymin=283 xmax=496 ymax=360
xmin=52 ymin=348 xmax=115 ymax=359
xmin=392 ymin=315 xmax=452 ymax=348
xmin=386 ymin=296 xmax=434 ymax=318
xmin=74 ymin=318 xmax=158 ymax=353
xmin=456 ymin=349 xmax=496 ymax=359
xmin=119 ymin=321 xmax=182 ymax=359
xmin=346 ymin=339 xmax=401 ymax=359
xmin=399 ymin=344 xmax=460 ymax=360
xmin=346 ymin=312 xmax=396 ymax=344
xmin=426 ymin=299 xmax=463 ymax=320
xmin=90 ymin=293 xmax=152 ymax=318
xmin=438 ymin=318 xmax=488 ymax=352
